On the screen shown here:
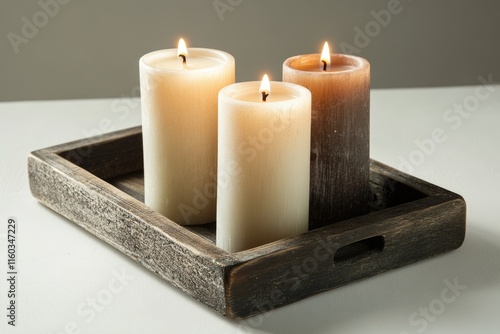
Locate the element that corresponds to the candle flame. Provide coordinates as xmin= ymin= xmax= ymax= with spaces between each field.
xmin=259 ymin=74 xmax=271 ymax=102
xmin=320 ymin=41 xmax=331 ymax=70
xmin=177 ymin=38 xmax=188 ymax=63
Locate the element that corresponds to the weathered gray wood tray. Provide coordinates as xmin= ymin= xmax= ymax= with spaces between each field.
xmin=28 ymin=126 xmax=466 ymax=319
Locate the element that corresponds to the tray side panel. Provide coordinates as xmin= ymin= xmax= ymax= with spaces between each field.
xmin=57 ymin=128 xmax=144 ymax=180
xmin=225 ymin=195 xmax=466 ymax=319
xmin=28 ymin=152 xmax=228 ymax=315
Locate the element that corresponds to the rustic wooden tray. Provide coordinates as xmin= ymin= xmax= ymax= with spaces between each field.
xmin=28 ymin=126 xmax=466 ymax=319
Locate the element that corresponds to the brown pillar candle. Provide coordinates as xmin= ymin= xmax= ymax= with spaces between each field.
xmin=283 ymin=42 xmax=370 ymax=230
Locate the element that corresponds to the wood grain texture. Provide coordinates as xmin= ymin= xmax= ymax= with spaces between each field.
xmin=28 ymin=126 xmax=466 ymax=319
xmin=307 ymin=78 xmax=370 ymax=229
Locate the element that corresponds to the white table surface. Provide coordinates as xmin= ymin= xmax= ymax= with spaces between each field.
xmin=1 ymin=84 xmax=499 ymax=334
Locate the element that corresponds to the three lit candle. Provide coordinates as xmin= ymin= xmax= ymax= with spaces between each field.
xmin=217 ymin=75 xmax=311 ymax=252
xmin=139 ymin=38 xmax=234 ymax=225
xmin=140 ymin=39 xmax=370 ymax=253
xmin=284 ymin=42 xmax=370 ymax=229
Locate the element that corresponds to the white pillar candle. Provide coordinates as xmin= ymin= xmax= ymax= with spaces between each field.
xmin=140 ymin=39 xmax=235 ymax=225
xmin=217 ymin=75 xmax=311 ymax=253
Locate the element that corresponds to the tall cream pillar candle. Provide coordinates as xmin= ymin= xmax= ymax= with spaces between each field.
xmin=283 ymin=42 xmax=370 ymax=230
xmin=217 ymin=75 xmax=311 ymax=253
xmin=140 ymin=40 xmax=235 ymax=225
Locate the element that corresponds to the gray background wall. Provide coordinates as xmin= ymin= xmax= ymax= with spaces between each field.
xmin=1 ymin=0 xmax=499 ymax=101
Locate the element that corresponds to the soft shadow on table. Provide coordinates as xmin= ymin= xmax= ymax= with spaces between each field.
xmin=229 ymin=224 xmax=500 ymax=334
xmin=37 ymin=201 xmax=499 ymax=334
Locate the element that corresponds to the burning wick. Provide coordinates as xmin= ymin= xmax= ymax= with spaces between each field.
xmin=177 ymin=38 xmax=188 ymax=65
xmin=320 ymin=41 xmax=330 ymax=72
xmin=262 ymin=91 xmax=269 ymax=102
xmin=260 ymin=74 xmax=271 ymax=102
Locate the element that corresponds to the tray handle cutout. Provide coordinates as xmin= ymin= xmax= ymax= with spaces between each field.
xmin=334 ymin=235 xmax=385 ymax=263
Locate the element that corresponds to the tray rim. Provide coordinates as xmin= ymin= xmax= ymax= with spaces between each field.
xmin=29 ymin=126 xmax=458 ymax=261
